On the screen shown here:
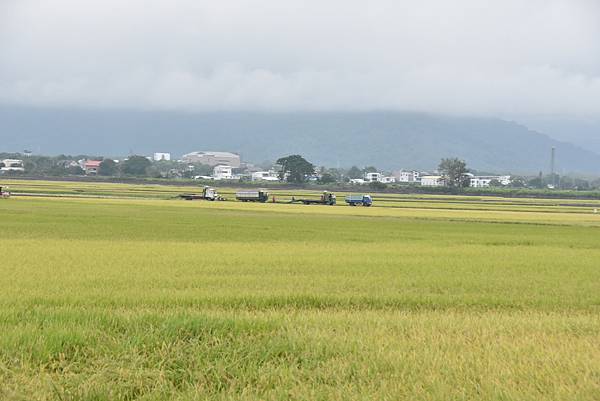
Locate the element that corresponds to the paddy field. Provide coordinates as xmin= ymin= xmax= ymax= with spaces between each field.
xmin=0 ymin=180 xmax=599 ymax=400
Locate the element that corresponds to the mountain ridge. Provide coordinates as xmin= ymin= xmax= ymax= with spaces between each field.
xmin=1 ymin=107 xmax=599 ymax=174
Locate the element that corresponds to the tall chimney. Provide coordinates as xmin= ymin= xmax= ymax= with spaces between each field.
xmin=550 ymin=147 xmax=556 ymax=187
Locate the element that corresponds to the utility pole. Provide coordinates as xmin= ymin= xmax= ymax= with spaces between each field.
xmin=550 ymin=147 xmax=556 ymax=188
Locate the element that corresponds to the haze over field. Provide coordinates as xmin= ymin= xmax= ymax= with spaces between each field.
xmin=1 ymin=0 xmax=599 ymax=169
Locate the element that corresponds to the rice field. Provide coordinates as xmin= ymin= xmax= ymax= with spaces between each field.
xmin=0 ymin=180 xmax=599 ymax=400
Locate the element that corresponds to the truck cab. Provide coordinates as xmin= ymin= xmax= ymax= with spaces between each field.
xmin=202 ymin=186 xmax=220 ymax=201
xmin=345 ymin=194 xmax=372 ymax=206
xmin=321 ymin=191 xmax=336 ymax=205
xmin=362 ymin=195 xmax=373 ymax=206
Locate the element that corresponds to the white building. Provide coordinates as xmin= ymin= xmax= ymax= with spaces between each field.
xmin=364 ymin=172 xmax=396 ymax=184
xmin=182 ymin=151 xmax=241 ymax=168
xmin=213 ymin=165 xmax=234 ymax=180
xmin=364 ymin=172 xmax=382 ymax=182
xmin=251 ymin=171 xmax=280 ymax=181
xmin=394 ymin=170 xmax=421 ymax=183
xmin=421 ymin=175 xmax=444 ymax=187
xmin=470 ymin=175 xmax=511 ymax=188
xmin=497 ymin=175 xmax=512 ymax=186
xmin=349 ymin=178 xmax=365 ymax=184
xmin=0 ymin=159 xmax=25 ymax=172
xmin=153 ymin=152 xmax=171 ymax=161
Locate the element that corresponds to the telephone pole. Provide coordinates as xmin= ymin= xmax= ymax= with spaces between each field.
xmin=550 ymin=147 xmax=556 ymax=188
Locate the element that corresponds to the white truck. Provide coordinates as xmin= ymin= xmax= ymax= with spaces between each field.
xmin=179 ymin=186 xmax=223 ymax=201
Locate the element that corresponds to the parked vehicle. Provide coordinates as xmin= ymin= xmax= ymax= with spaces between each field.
xmin=236 ymin=189 xmax=269 ymax=203
xmin=179 ymin=186 xmax=224 ymax=201
xmin=292 ymin=191 xmax=336 ymax=206
xmin=0 ymin=186 xmax=10 ymax=199
xmin=345 ymin=194 xmax=372 ymax=206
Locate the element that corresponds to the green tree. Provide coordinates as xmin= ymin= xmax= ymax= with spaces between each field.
xmin=572 ymin=178 xmax=590 ymax=190
xmin=276 ymin=155 xmax=315 ymax=183
xmin=121 ymin=156 xmax=151 ymax=176
xmin=66 ymin=165 xmax=85 ymax=175
xmin=319 ymin=172 xmax=336 ymax=184
xmin=527 ymin=176 xmax=543 ymax=189
xmin=369 ymin=181 xmax=387 ymax=191
xmin=98 ymin=159 xmax=118 ymax=176
xmin=527 ymin=172 xmax=544 ymax=189
xmin=363 ymin=166 xmax=378 ymax=174
xmin=438 ymin=158 xmax=469 ymax=187
xmin=182 ymin=163 xmax=213 ymax=178
xmin=488 ymin=179 xmax=502 ymax=187
xmin=145 ymin=165 xmax=164 ymax=179
xmin=346 ymin=166 xmax=362 ymax=179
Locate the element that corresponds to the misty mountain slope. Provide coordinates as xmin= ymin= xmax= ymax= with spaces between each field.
xmin=1 ymin=107 xmax=599 ymax=173
xmin=521 ymin=117 xmax=600 ymax=155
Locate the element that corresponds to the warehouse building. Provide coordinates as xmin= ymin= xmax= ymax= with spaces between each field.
xmin=182 ymin=151 xmax=241 ymax=168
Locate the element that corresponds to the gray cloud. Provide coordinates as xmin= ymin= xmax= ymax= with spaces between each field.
xmin=1 ymin=0 xmax=599 ymax=118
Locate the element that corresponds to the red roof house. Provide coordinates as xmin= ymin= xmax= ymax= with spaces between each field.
xmin=84 ymin=160 xmax=102 ymax=175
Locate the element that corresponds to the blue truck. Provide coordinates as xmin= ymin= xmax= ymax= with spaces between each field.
xmin=344 ymin=194 xmax=372 ymax=206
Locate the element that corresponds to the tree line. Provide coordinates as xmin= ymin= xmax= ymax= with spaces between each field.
xmin=2 ymin=152 xmax=599 ymax=190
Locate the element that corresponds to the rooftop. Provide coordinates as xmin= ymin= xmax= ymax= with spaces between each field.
xmin=85 ymin=160 xmax=102 ymax=167
xmin=183 ymin=151 xmax=239 ymax=158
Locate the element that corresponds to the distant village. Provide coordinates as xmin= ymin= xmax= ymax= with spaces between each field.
xmin=0 ymin=149 xmax=595 ymax=190
xmin=179 ymin=151 xmax=513 ymax=189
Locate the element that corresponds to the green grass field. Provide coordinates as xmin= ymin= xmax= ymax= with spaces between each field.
xmin=1 ymin=181 xmax=599 ymax=400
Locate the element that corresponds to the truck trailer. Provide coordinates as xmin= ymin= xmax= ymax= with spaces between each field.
xmin=179 ymin=186 xmax=223 ymax=201
xmin=345 ymin=194 xmax=372 ymax=206
xmin=236 ymin=190 xmax=269 ymax=202
xmin=292 ymin=191 xmax=336 ymax=206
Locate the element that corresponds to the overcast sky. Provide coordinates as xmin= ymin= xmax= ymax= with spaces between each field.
xmin=1 ymin=0 xmax=599 ymax=119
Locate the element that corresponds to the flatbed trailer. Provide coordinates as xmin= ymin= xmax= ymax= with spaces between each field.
xmin=291 ymin=191 xmax=336 ymax=205
xmin=179 ymin=186 xmax=223 ymax=201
